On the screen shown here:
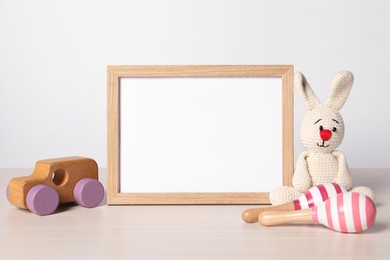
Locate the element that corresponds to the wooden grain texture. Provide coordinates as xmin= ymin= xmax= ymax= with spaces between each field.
xmin=258 ymin=208 xmax=314 ymax=226
xmin=1 ymin=168 xmax=389 ymax=259
xmin=7 ymin=157 xmax=98 ymax=208
xmin=242 ymin=202 xmax=296 ymax=223
xmin=107 ymin=65 xmax=294 ymax=205
xmin=107 ymin=68 xmax=120 ymax=205
xmin=107 ymin=65 xmax=293 ymax=77
xmin=281 ymin=68 xmax=294 ymax=186
xmin=108 ymin=192 xmax=270 ymax=205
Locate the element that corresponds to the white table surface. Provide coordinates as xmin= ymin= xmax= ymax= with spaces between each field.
xmin=0 ymin=168 xmax=389 ymax=259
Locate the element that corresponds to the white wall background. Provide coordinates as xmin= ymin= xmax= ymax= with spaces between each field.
xmin=1 ymin=0 xmax=389 ymax=168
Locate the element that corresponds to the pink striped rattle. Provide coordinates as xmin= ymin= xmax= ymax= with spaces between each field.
xmin=242 ymin=183 xmax=347 ymax=223
xmin=258 ymin=192 xmax=376 ymax=233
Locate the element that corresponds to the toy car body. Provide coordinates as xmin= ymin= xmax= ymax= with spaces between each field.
xmin=7 ymin=156 xmax=104 ymax=216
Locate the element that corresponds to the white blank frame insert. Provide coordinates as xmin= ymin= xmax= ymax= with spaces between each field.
xmin=107 ymin=65 xmax=294 ymax=205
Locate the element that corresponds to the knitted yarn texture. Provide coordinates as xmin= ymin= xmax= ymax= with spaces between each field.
xmin=269 ymin=71 xmax=374 ymax=206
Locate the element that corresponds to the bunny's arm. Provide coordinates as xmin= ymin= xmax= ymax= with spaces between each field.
xmin=332 ymin=151 xmax=353 ymax=190
xmin=292 ymin=152 xmax=311 ymax=193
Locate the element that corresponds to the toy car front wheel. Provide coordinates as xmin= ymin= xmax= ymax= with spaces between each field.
xmin=74 ymin=178 xmax=104 ymax=208
xmin=26 ymin=184 xmax=59 ymax=216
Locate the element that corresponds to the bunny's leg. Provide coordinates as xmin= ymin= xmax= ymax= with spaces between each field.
xmin=269 ymin=186 xmax=302 ymax=206
xmin=350 ymin=186 xmax=375 ymax=201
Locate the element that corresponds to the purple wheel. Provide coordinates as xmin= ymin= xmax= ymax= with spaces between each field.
xmin=26 ymin=185 xmax=59 ymax=216
xmin=74 ymin=178 xmax=104 ymax=208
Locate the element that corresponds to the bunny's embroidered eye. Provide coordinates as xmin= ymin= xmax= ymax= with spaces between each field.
xmin=332 ymin=127 xmax=337 ymax=132
xmin=319 ymin=126 xmax=324 ymax=131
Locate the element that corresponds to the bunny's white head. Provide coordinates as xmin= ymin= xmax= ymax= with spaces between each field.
xmin=295 ymin=71 xmax=354 ymax=153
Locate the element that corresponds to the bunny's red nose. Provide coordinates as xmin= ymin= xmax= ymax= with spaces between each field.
xmin=320 ymin=129 xmax=332 ymax=141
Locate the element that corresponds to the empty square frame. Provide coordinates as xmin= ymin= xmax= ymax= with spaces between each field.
xmin=107 ymin=65 xmax=293 ymax=204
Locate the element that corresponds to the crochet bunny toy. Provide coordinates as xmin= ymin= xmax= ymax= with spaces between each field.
xmin=269 ymin=71 xmax=374 ymax=206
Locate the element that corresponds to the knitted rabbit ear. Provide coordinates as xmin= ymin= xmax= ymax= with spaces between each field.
xmin=326 ymin=71 xmax=354 ymax=111
xmin=295 ymin=72 xmax=320 ymax=111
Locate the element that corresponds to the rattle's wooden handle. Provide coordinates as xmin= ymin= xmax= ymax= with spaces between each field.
xmin=258 ymin=208 xmax=314 ymax=226
xmin=242 ymin=203 xmax=295 ymax=223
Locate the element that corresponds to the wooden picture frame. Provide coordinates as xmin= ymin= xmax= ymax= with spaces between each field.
xmin=107 ymin=65 xmax=293 ymax=205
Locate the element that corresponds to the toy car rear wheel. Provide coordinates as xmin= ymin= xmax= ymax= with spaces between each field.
xmin=74 ymin=178 xmax=104 ymax=208
xmin=26 ymin=184 xmax=59 ymax=216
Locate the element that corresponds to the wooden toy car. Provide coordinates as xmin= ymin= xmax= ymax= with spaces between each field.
xmin=7 ymin=156 xmax=104 ymax=216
